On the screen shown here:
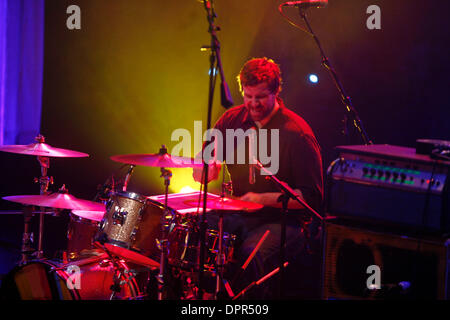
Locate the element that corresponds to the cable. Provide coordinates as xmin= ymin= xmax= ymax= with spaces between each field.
xmin=278 ymin=3 xmax=314 ymax=37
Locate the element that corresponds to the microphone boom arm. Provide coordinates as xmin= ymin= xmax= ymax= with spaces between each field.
xmin=297 ymin=7 xmax=373 ymax=145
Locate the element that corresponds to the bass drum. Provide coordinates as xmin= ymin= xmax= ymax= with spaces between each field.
xmin=0 ymin=254 xmax=142 ymax=300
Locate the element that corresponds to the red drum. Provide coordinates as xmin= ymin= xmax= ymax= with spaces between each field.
xmin=0 ymin=254 xmax=141 ymax=300
xmin=67 ymin=210 xmax=105 ymax=260
xmin=167 ymin=224 xmax=236 ymax=272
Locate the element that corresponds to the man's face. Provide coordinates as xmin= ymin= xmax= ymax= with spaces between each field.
xmin=242 ymin=82 xmax=277 ymax=122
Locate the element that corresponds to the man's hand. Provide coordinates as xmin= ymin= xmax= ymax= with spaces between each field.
xmin=238 ymin=189 xmax=305 ymax=209
xmin=239 ymin=192 xmax=264 ymax=204
xmin=192 ymin=161 xmax=222 ymax=184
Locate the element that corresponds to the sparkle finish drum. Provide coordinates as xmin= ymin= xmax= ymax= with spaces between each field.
xmin=96 ymin=191 xmax=175 ymax=262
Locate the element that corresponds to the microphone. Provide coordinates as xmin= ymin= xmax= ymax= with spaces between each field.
xmin=283 ymin=0 xmax=328 ymax=8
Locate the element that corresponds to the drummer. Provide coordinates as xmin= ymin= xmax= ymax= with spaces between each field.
xmin=193 ymin=57 xmax=324 ymax=299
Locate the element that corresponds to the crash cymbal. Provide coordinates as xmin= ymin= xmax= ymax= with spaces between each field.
xmin=110 ymin=153 xmax=203 ymax=168
xmin=3 ymin=192 xmax=105 ymax=211
xmin=0 ymin=142 xmax=89 ymax=158
xmin=184 ymin=196 xmax=263 ymax=212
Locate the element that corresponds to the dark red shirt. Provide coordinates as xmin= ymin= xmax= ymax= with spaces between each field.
xmin=212 ymin=99 xmax=324 ymax=213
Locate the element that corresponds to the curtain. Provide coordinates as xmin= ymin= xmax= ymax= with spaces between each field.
xmin=0 ymin=0 xmax=44 ymax=145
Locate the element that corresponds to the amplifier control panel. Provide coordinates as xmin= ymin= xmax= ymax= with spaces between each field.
xmin=330 ymin=153 xmax=448 ymax=194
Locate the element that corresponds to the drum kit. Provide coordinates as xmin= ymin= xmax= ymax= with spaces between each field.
xmin=0 ymin=135 xmax=263 ymax=300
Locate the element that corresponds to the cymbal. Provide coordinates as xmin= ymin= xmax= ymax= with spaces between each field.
xmin=3 ymin=193 xmax=105 ymax=211
xmin=110 ymin=153 xmax=203 ymax=168
xmin=71 ymin=210 xmax=105 ymax=222
xmin=0 ymin=142 xmax=89 ymax=158
xmin=183 ymin=196 xmax=263 ymax=212
xmin=102 ymin=243 xmax=160 ymax=269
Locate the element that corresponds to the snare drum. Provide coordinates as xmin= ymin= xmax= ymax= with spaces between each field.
xmin=96 ymin=191 xmax=176 ymax=262
xmin=168 ymin=224 xmax=236 ymax=272
xmin=0 ymin=254 xmax=140 ymax=300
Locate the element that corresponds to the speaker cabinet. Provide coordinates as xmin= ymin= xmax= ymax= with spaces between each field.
xmin=323 ymin=222 xmax=449 ymax=300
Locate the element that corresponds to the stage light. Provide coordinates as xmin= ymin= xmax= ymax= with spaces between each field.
xmin=308 ymin=74 xmax=319 ymax=83
xmin=180 ymin=186 xmax=196 ymax=193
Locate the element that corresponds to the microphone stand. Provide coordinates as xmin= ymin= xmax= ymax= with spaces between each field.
xmin=255 ymin=160 xmax=323 ymax=299
xmin=198 ymin=0 xmax=233 ymax=300
xmin=297 ymin=7 xmax=373 ymax=145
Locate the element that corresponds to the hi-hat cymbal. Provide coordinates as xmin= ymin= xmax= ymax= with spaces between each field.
xmin=0 ymin=142 xmax=89 ymax=158
xmin=110 ymin=153 xmax=203 ymax=168
xmin=3 ymin=193 xmax=105 ymax=211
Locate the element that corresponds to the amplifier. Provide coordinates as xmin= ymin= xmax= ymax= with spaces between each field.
xmin=323 ymin=221 xmax=450 ymax=300
xmin=326 ymin=144 xmax=450 ymax=233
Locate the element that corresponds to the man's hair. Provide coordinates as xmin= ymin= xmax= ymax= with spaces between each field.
xmin=237 ymin=57 xmax=282 ymax=94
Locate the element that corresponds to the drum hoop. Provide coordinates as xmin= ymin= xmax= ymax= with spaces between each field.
xmin=112 ymin=191 xmax=147 ymax=203
xmin=102 ymin=239 xmax=144 ymax=255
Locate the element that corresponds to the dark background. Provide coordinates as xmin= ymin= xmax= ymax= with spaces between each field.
xmin=0 ymin=0 xmax=449 ymax=280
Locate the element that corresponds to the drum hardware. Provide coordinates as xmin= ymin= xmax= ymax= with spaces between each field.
xmin=109 ymin=145 xmax=202 ymax=300
xmin=90 ymin=242 xmax=142 ymax=300
xmin=156 ymin=146 xmax=173 ymax=301
xmin=0 ymin=134 xmax=90 ymax=262
xmin=214 ymin=179 xmax=233 ymax=300
xmin=3 ymin=185 xmax=106 ymax=263
xmin=122 ymin=165 xmax=135 ymax=192
xmin=111 ymin=207 xmax=128 ymax=226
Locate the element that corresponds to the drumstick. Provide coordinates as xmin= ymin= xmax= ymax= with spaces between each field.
xmin=242 ymin=229 xmax=270 ymax=270
xmin=231 ymin=229 xmax=270 ymax=286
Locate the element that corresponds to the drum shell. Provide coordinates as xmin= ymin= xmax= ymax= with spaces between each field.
xmin=67 ymin=213 xmax=99 ymax=260
xmin=98 ymin=191 xmax=174 ymax=259
xmin=167 ymin=225 xmax=236 ymax=271
xmin=0 ymin=255 xmax=140 ymax=300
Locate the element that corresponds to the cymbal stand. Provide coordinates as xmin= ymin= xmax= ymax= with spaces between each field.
xmin=214 ymin=181 xmax=232 ymax=299
xmin=34 ymin=154 xmax=52 ymax=259
xmin=18 ymin=134 xmax=53 ymax=263
xmin=19 ymin=206 xmax=34 ymax=264
xmin=157 ymin=152 xmax=172 ymax=300
xmin=198 ymin=0 xmax=233 ymax=300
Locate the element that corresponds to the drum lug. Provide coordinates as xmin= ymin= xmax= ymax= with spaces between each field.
xmin=112 ymin=206 xmax=128 ymax=226
xmin=130 ymin=228 xmax=138 ymax=242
